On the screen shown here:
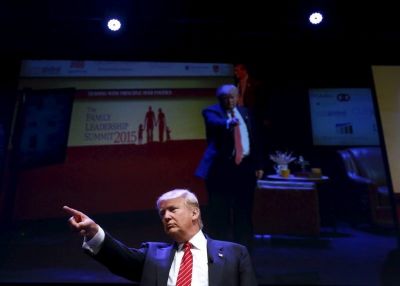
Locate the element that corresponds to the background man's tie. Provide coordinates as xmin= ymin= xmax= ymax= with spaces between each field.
xmin=232 ymin=110 xmax=244 ymax=165
xmin=176 ymin=242 xmax=193 ymax=286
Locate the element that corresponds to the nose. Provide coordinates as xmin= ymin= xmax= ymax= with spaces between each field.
xmin=163 ymin=210 xmax=172 ymax=221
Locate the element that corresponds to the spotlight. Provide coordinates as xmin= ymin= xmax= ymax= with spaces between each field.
xmin=309 ymin=12 xmax=323 ymax=25
xmin=107 ymin=18 xmax=122 ymax=31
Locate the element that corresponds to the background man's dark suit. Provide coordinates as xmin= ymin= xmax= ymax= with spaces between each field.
xmin=195 ymin=103 xmax=263 ymax=249
xmin=91 ymin=233 xmax=258 ymax=286
xmin=239 ymin=76 xmax=264 ymax=112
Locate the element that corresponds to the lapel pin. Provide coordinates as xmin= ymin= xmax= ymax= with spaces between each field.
xmin=218 ymin=252 xmax=223 ymax=258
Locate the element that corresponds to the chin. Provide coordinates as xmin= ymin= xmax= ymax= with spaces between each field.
xmin=167 ymin=230 xmax=183 ymax=240
xmin=166 ymin=227 xmax=178 ymax=234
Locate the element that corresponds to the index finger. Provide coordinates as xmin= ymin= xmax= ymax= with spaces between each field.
xmin=63 ymin=205 xmax=83 ymax=217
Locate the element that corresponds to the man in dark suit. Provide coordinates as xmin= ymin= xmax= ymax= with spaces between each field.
xmin=63 ymin=189 xmax=258 ymax=286
xmin=195 ymin=84 xmax=264 ymax=251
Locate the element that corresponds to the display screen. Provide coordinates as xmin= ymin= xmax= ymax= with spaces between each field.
xmin=309 ymin=88 xmax=379 ymax=146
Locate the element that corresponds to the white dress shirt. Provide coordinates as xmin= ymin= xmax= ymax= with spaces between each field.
xmin=168 ymin=230 xmax=209 ymax=286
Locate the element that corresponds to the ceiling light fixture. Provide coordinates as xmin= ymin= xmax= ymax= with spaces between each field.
xmin=107 ymin=19 xmax=122 ymax=31
xmin=309 ymin=12 xmax=323 ymax=25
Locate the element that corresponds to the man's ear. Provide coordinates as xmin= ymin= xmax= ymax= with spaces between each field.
xmin=192 ymin=208 xmax=200 ymax=220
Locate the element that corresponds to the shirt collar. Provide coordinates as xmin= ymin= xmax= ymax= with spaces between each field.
xmin=227 ymin=107 xmax=239 ymax=117
xmin=178 ymin=230 xmax=207 ymax=251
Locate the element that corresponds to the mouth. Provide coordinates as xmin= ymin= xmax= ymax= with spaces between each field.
xmin=166 ymin=223 xmax=176 ymax=230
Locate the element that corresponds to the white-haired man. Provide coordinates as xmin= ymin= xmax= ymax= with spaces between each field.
xmin=63 ymin=189 xmax=258 ymax=285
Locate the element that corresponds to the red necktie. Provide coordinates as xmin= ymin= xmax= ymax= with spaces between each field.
xmin=176 ymin=242 xmax=193 ymax=286
xmin=232 ymin=111 xmax=244 ymax=165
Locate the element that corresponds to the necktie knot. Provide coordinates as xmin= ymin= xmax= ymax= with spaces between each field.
xmin=183 ymin=242 xmax=191 ymax=252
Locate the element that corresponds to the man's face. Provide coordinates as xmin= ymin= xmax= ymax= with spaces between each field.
xmin=219 ymin=92 xmax=238 ymax=111
xmin=234 ymin=65 xmax=247 ymax=80
xmin=158 ymin=197 xmax=198 ymax=242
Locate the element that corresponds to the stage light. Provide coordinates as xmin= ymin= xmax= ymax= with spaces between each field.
xmin=309 ymin=12 xmax=323 ymax=25
xmin=107 ymin=18 xmax=122 ymax=31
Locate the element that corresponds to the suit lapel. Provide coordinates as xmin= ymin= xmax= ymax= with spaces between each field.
xmin=156 ymin=244 xmax=176 ymax=286
xmin=238 ymin=107 xmax=252 ymax=136
xmin=238 ymin=107 xmax=249 ymax=126
xmin=207 ymin=239 xmax=225 ymax=286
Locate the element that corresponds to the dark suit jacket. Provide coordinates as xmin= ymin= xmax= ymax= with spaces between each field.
xmin=240 ymin=77 xmax=261 ymax=110
xmin=90 ymin=233 xmax=258 ymax=286
xmin=195 ymin=103 xmax=263 ymax=179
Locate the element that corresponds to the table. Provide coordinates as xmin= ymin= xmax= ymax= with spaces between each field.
xmin=253 ymin=179 xmax=320 ymax=236
xmin=266 ymin=173 xmax=335 ymax=231
xmin=253 ymin=174 xmax=335 ymax=236
xmin=266 ymin=174 xmax=329 ymax=182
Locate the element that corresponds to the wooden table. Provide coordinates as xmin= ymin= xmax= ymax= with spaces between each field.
xmin=265 ymin=174 xmax=335 ymax=232
xmin=253 ymin=179 xmax=321 ymax=236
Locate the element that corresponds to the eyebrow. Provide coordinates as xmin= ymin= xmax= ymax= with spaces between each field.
xmin=159 ymin=205 xmax=178 ymax=214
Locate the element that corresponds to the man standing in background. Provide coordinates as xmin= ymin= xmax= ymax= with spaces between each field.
xmin=195 ymin=84 xmax=264 ymax=251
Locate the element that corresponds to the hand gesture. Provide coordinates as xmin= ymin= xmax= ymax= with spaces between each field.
xmin=227 ymin=117 xmax=239 ymax=128
xmin=63 ymin=206 xmax=99 ymax=240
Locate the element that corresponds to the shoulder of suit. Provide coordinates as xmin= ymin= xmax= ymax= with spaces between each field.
xmin=204 ymin=104 xmax=224 ymax=113
xmin=248 ymin=77 xmax=263 ymax=85
xmin=206 ymin=103 xmax=220 ymax=110
xmin=208 ymin=238 xmax=245 ymax=249
xmin=141 ymin=241 xmax=173 ymax=249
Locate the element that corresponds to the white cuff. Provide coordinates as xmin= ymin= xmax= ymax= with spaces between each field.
xmin=82 ymin=226 xmax=105 ymax=255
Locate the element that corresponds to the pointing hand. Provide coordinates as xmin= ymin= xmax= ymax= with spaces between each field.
xmin=63 ymin=206 xmax=99 ymax=240
xmin=227 ymin=117 xmax=239 ymax=128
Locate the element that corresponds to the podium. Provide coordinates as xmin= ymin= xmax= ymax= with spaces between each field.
xmin=253 ymin=180 xmax=320 ymax=236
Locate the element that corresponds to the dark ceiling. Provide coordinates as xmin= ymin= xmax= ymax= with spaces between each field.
xmin=2 ymin=1 xmax=400 ymax=63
